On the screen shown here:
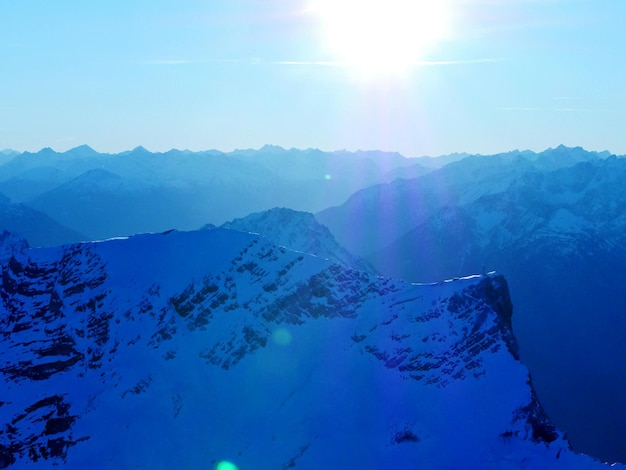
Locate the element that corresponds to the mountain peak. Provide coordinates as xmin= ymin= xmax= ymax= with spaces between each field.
xmin=258 ymin=144 xmax=287 ymax=153
xmin=59 ymin=168 xmax=124 ymax=192
xmin=64 ymin=144 xmax=99 ymax=157
xmin=221 ymin=207 xmax=376 ymax=273
xmin=36 ymin=147 xmax=58 ymax=157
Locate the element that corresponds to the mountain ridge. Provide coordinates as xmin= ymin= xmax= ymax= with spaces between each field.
xmin=0 ymin=228 xmax=618 ymax=468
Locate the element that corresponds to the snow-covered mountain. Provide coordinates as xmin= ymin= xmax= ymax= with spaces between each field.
xmin=316 ymin=146 xmax=613 ymax=258
xmin=0 ymin=229 xmax=616 ymax=468
xmin=219 ymin=207 xmax=376 ymax=274
xmin=316 ymin=149 xmax=626 ymax=463
xmin=367 ymin=161 xmax=626 ymax=279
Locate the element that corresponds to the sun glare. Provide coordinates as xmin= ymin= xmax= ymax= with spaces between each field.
xmin=310 ymin=0 xmax=449 ymax=79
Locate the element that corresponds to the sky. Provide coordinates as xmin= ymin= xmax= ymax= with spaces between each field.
xmin=1 ymin=0 xmax=625 ymax=157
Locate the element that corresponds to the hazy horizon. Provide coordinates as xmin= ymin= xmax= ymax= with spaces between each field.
xmin=1 ymin=142 xmax=622 ymax=160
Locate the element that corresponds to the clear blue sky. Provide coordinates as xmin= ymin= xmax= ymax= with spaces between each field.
xmin=1 ymin=0 xmax=625 ymax=157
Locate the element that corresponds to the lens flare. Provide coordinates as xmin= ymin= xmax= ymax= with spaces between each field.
xmin=272 ymin=328 xmax=293 ymax=345
xmin=215 ymin=461 xmax=239 ymax=470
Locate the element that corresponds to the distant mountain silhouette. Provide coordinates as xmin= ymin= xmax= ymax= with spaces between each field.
xmin=1 ymin=145 xmax=421 ymax=239
xmin=0 ymin=193 xmax=85 ymax=247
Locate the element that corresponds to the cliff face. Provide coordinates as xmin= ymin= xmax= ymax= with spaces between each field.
xmin=0 ymin=229 xmax=616 ymax=468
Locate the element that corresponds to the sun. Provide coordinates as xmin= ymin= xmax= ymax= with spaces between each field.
xmin=310 ymin=0 xmax=449 ymax=79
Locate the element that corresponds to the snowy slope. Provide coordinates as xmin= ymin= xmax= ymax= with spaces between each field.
xmin=0 ymin=229 xmax=618 ymax=468
xmin=220 ymin=207 xmax=376 ymax=274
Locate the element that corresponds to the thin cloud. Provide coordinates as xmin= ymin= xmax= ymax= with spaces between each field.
xmin=140 ymin=58 xmax=245 ymax=66
xmin=500 ymin=106 xmax=597 ymax=112
xmin=266 ymin=58 xmax=502 ymax=66
xmin=415 ymin=58 xmax=502 ymax=66
xmin=140 ymin=59 xmax=208 ymax=65
xmin=142 ymin=59 xmax=200 ymax=65
xmin=269 ymin=60 xmax=343 ymax=66
xmin=140 ymin=57 xmax=501 ymax=67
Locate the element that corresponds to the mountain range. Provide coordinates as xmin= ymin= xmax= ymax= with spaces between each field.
xmin=0 ymin=227 xmax=619 ymax=468
xmin=1 ymin=143 xmax=625 ymax=465
xmin=0 ymin=145 xmax=419 ymax=241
